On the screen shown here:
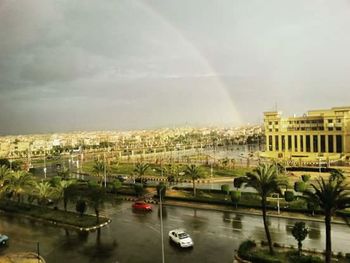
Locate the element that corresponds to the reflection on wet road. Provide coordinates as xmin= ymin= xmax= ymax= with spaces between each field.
xmin=1 ymin=201 xmax=350 ymax=263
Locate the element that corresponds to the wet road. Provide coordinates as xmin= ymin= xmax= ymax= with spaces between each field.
xmin=1 ymin=202 xmax=350 ymax=263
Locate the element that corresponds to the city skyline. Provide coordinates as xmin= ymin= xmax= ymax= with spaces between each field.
xmin=1 ymin=0 xmax=350 ymax=135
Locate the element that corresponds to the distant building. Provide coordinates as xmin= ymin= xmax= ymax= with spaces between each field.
xmin=263 ymin=106 xmax=350 ymax=162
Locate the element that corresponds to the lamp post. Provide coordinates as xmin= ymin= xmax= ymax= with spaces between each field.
xmin=103 ymin=152 xmax=107 ymax=188
xmin=318 ymin=157 xmax=322 ymax=176
xmin=159 ymin=186 xmax=165 ymax=263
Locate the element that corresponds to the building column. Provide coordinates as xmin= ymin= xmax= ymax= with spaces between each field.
xmin=318 ymin=135 xmax=321 ymax=153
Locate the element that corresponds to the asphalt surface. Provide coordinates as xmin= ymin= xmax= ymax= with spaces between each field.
xmin=1 ymin=201 xmax=350 ymax=263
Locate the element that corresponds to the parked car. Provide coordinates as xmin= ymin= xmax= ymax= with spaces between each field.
xmin=132 ymin=201 xmax=152 ymax=211
xmin=0 ymin=234 xmax=9 ymax=246
xmin=168 ymin=229 xmax=193 ymax=248
xmin=117 ymin=175 xmax=128 ymax=182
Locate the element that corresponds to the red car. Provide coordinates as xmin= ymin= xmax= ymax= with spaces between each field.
xmin=132 ymin=201 xmax=152 ymax=211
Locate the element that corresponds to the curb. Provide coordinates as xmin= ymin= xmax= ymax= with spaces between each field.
xmin=161 ymin=200 xmax=348 ymax=225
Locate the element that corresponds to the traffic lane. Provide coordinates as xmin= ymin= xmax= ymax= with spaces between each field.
xmin=107 ymin=205 xmax=237 ymax=263
xmin=107 ymin=202 xmax=350 ymax=254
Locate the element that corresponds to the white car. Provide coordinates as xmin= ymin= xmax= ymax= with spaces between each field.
xmin=168 ymin=229 xmax=194 ymax=248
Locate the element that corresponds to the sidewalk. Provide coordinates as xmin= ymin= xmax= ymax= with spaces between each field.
xmin=0 ymin=252 xmax=45 ymax=263
xmin=162 ymin=199 xmax=348 ymax=225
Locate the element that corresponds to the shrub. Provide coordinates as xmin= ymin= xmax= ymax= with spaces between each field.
xmin=108 ymin=179 xmax=122 ymax=193
xmin=301 ymin=174 xmax=311 ymax=183
xmin=284 ymin=190 xmax=295 ymax=202
xmin=249 ymin=251 xmax=282 ymax=263
xmin=230 ymin=191 xmax=241 ymax=208
xmin=238 ymin=240 xmax=256 ymax=259
xmin=287 ymin=251 xmax=322 ymax=263
xmin=221 ymin=184 xmax=230 ymax=196
xmin=133 ymin=183 xmax=144 ymax=197
xmin=294 ymin=181 xmax=306 ymax=192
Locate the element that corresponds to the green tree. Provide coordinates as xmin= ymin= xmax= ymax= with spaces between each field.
xmin=54 ymin=179 xmax=75 ymax=210
xmin=0 ymin=159 xmax=10 ymax=169
xmin=3 ymin=171 xmax=34 ymax=203
xmin=33 ymin=181 xmax=54 ymax=206
xmin=134 ymin=162 xmax=150 ymax=184
xmin=87 ymin=184 xmax=106 ymax=224
xmin=76 ymin=199 xmax=87 ymax=217
xmin=301 ymin=174 xmax=311 ymax=183
xmin=303 ymin=177 xmax=350 ymax=263
xmin=294 ymin=181 xmax=307 ymax=192
xmin=221 ymin=184 xmax=230 ymax=199
xmin=230 ymin=190 xmax=241 ymax=208
xmin=238 ymin=163 xmax=282 ymax=254
xmin=291 ymin=222 xmax=308 ymax=256
xmin=92 ymin=160 xmax=105 ymax=186
xmin=284 ymin=190 xmax=295 ymax=202
xmin=233 ymin=177 xmax=244 ymax=190
xmin=133 ymin=183 xmax=144 ymax=197
xmin=329 ymin=169 xmax=345 ymax=182
xmin=108 ymin=179 xmax=122 ymax=194
xmin=184 ymin=164 xmax=203 ymax=197
xmin=156 ymin=182 xmax=166 ymax=200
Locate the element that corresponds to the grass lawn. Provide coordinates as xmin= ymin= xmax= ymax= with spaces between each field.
xmin=0 ymin=200 xmax=109 ymax=228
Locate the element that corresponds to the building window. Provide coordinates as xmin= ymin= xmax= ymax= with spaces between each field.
xmin=328 ymin=119 xmax=333 ymax=123
xmin=320 ymin=135 xmax=326 ymax=153
xmin=275 ymin=135 xmax=279 ymax=151
xmin=288 ymin=135 xmax=292 ymax=151
xmin=313 ymin=135 xmax=318 ymax=152
xmin=328 ymin=127 xmax=333 ymax=131
xmin=294 ymin=135 xmax=298 ymax=152
xmin=336 ymin=119 xmax=341 ymax=123
xmin=275 ymin=129 xmax=279 ymax=132
xmin=269 ymin=129 xmax=272 ymax=132
xmin=269 ymin=121 xmax=272 ymax=125
xmin=300 ymin=135 xmax=304 ymax=152
xmin=336 ymin=135 xmax=342 ymax=153
xmin=281 ymin=135 xmax=285 ymax=151
xmin=268 ymin=135 xmax=272 ymax=151
xmin=306 ymin=135 xmax=311 ymax=152
xmin=328 ymin=135 xmax=334 ymax=153
xmin=336 ymin=127 xmax=341 ymax=131
xmin=275 ymin=121 xmax=278 ymax=125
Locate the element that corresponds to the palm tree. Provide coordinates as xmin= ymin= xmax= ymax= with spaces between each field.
xmin=53 ymin=179 xmax=75 ymax=210
xmin=0 ymin=165 xmax=11 ymax=188
xmin=184 ymin=164 xmax=203 ymax=197
xmin=34 ymin=181 xmax=54 ymax=206
xmin=3 ymin=171 xmax=34 ymax=203
xmin=134 ymin=162 xmax=150 ymax=183
xmin=92 ymin=160 xmax=105 ymax=186
xmin=303 ymin=177 xmax=350 ymax=263
xmin=238 ymin=163 xmax=282 ymax=254
xmin=87 ymin=184 xmax=106 ymax=224
xmin=329 ymin=169 xmax=345 ymax=182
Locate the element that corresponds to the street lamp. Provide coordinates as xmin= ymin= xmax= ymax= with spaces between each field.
xmin=103 ymin=152 xmax=107 ymax=188
xmin=159 ymin=186 xmax=165 ymax=263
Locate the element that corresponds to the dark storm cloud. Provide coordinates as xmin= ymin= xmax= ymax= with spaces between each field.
xmin=1 ymin=0 xmax=350 ymax=134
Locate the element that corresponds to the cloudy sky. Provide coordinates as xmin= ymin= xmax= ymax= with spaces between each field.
xmin=1 ymin=0 xmax=350 ymax=135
